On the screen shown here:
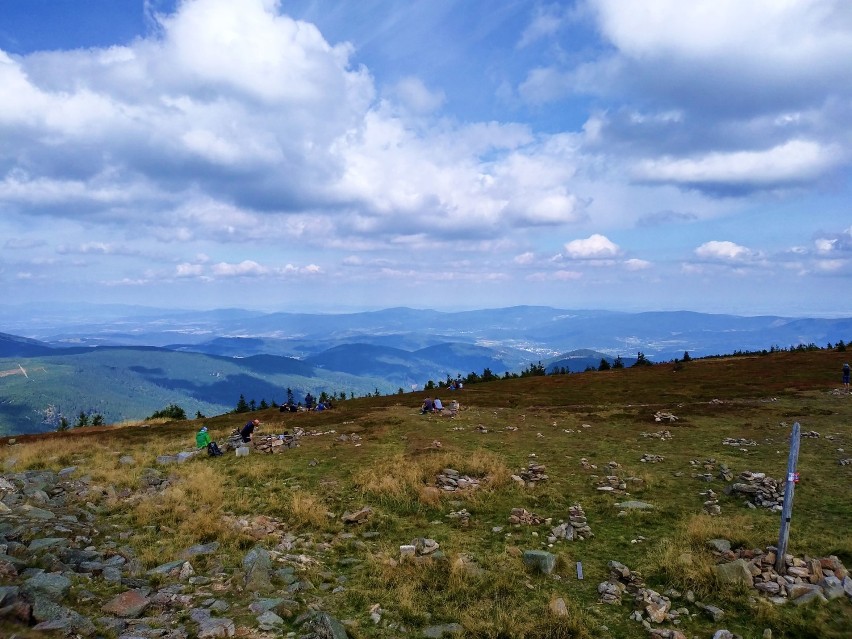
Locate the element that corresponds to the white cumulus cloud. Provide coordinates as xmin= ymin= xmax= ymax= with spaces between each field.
xmin=564 ymin=234 xmax=620 ymax=259
xmin=695 ymin=240 xmax=754 ymax=261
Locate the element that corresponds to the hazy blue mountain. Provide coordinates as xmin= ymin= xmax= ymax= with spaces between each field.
xmin=412 ymin=343 xmax=517 ymax=377
xmin=9 ymin=305 xmax=849 ymax=362
xmin=2 ymin=305 xmax=850 ymax=436
xmin=0 ymin=332 xmax=57 ymax=357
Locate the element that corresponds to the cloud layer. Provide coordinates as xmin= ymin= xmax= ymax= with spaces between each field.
xmin=0 ymin=0 xmax=849 ymax=315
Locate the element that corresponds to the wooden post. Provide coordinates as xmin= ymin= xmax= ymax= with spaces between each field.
xmin=774 ymin=422 xmax=801 ymax=574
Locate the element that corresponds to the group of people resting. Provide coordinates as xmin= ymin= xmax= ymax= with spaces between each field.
xmin=279 ymin=395 xmax=334 ymax=412
xmin=420 ymin=396 xmax=459 ymax=414
xmin=195 ymin=418 xmax=260 ymax=456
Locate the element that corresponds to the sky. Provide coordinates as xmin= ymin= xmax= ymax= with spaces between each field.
xmin=1 ymin=0 xmax=850 ymax=317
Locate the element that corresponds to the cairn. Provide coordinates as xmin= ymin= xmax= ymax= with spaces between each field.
xmin=511 ymin=462 xmax=548 ymax=486
xmin=598 ymin=560 xmax=646 ymax=605
xmin=701 ymin=488 xmax=721 ymax=515
xmin=712 ymin=546 xmax=851 ymax=605
xmin=726 ymin=471 xmax=784 ymax=511
xmin=252 ymin=430 xmax=301 ymax=454
xmin=653 ymin=411 xmax=678 ymax=423
xmin=508 ymin=508 xmax=545 ymax=525
xmin=641 ymin=430 xmax=673 ymax=440
xmin=436 ymin=468 xmax=481 ymax=491
xmin=549 ymin=504 xmax=593 ymax=542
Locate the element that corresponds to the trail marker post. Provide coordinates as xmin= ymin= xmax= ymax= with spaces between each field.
xmin=774 ymin=421 xmax=801 ymax=574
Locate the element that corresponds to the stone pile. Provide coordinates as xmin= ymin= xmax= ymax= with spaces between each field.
xmin=225 ymin=514 xmax=289 ymax=540
xmin=595 ymin=475 xmax=627 ymax=492
xmin=336 ymin=433 xmax=362 ymax=444
xmin=435 ymin=468 xmax=482 ymax=491
xmin=654 ymin=411 xmax=679 ymax=423
xmin=252 ymin=431 xmax=301 ymax=453
xmin=690 ymin=458 xmax=717 ymax=470
xmin=512 ymin=462 xmax=548 ymax=486
xmin=508 ymin=508 xmax=544 ymax=525
xmin=726 ymin=471 xmax=784 ymax=511
xmin=701 ymin=488 xmax=721 ymax=516
xmin=598 ymin=560 xmax=646 ymax=605
xmin=711 ymin=544 xmax=852 ymax=606
xmin=399 ymin=537 xmax=441 ymax=561
xmin=718 ymin=463 xmax=734 ymax=481
xmin=801 ymin=430 xmax=820 ymax=438
xmin=446 ymin=509 xmax=471 ymax=525
xmin=640 ymin=454 xmax=665 ymax=463
xmin=641 ymin=430 xmax=673 ymax=440
xmin=600 ymin=561 xmax=709 ymax=632
xmin=840 ymin=458 xmax=852 ymax=466
xmin=548 ymin=504 xmax=593 ymax=542
xmin=580 ymin=458 xmax=597 ymax=470
xmin=722 ymin=437 xmax=757 ymax=447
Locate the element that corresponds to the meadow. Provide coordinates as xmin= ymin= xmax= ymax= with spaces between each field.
xmin=1 ymin=349 xmax=851 ymax=638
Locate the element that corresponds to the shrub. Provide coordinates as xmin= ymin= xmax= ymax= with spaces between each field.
xmin=147 ymin=403 xmax=187 ymax=421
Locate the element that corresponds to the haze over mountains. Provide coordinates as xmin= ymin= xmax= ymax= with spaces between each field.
xmin=1 ymin=304 xmax=850 ymax=436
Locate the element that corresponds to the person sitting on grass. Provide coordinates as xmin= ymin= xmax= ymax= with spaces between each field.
xmin=421 ymin=397 xmax=434 ymax=414
xmin=240 ymin=418 xmax=260 ymax=444
xmin=196 ymin=426 xmax=223 ymax=456
xmin=433 ymin=397 xmax=444 ymax=412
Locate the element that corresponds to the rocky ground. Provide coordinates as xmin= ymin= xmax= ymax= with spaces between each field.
xmin=0 ymin=464 xmax=359 ymax=639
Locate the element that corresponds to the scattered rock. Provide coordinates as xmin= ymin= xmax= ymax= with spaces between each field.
xmin=522 ymin=550 xmax=556 ymax=574
xmin=508 ymin=508 xmax=544 ymax=525
xmin=341 ymin=506 xmax=373 ymax=525
xmin=722 ymin=437 xmax=757 ymax=447
xmin=641 ymin=430 xmax=673 ymax=440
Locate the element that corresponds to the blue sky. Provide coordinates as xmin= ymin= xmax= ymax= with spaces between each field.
xmin=1 ymin=0 xmax=850 ymax=316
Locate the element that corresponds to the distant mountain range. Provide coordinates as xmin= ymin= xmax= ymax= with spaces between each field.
xmin=1 ymin=304 xmax=850 ymax=436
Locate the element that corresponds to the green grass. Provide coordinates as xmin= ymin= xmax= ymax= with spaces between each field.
xmin=1 ymin=348 xmax=851 ymax=638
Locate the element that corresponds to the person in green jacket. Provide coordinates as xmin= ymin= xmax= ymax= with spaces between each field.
xmin=196 ymin=426 xmax=223 ymax=456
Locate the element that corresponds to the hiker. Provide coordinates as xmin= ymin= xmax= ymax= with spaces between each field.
xmin=433 ymin=397 xmax=444 ymax=412
xmin=304 ymin=393 xmax=315 ymax=409
xmin=421 ymin=397 xmax=434 ymax=414
xmin=240 ymin=418 xmax=260 ymax=443
xmin=196 ymin=426 xmax=223 ymax=456
xmin=843 ymin=363 xmax=850 ymax=391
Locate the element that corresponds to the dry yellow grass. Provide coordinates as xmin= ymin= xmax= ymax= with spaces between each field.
xmin=0 ymin=437 xmax=88 ymax=470
xmin=685 ymin=512 xmax=767 ymax=548
xmin=353 ymin=449 xmax=511 ymax=504
xmin=288 ymin=490 xmax=331 ymax=529
xmin=353 ymin=453 xmax=427 ymax=500
xmin=130 ymin=464 xmax=235 ymax=564
xmin=646 ymin=511 xmax=772 ymax=597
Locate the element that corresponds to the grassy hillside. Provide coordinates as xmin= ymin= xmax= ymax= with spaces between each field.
xmin=1 ymin=349 xmax=850 ymax=638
